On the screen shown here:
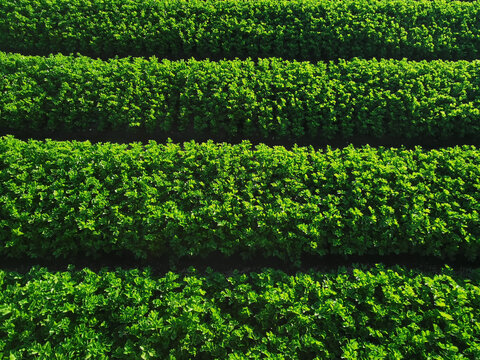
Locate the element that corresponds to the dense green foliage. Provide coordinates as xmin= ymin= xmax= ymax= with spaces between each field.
xmin=2 ymin=0 xmax=480 ymax=357
xmin=1 ymin=0 xmax=480 ymax=60
xmin=1 ymin=266 xmax=480 ymax=359
xmin=2 ymin=52 xmax=480 ymax=142
xmin=1 ymin=136 xmax=479 ymax=262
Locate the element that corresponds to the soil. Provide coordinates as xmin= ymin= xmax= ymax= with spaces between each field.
xmin=1 ymin=252 xmax=479 ymax=278
xmin=2 ymin=128 xmax=479 ymax=150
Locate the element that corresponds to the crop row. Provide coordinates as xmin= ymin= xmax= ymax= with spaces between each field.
xmin=1 ymin=136 xmax=479 ymax=263
xmin=1 ymin=266 xmax=479 ymax=359
xmin=2 ymin=52 xmax=480 ymax=143
xmin=1 ymin=0 xmax=480 ymax=61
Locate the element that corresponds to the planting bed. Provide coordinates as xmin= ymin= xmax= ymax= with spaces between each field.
xmin=2 ymin=53 xmax=480 ymax=144
xmin=1 ymin=266 xmax=480 ymax=359
xmin=1 ymin=137 xmax=479 ymax=263
xmin=1 ymin=0 xmax=480 ymax=60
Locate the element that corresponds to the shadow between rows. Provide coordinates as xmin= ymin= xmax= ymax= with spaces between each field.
xmin=4 ymin=47 xmax=480 ymax=63
xmin=2 ymin=252 xmax=479 ymax=278
xmin=2 ymin=129 xmax=479 ymax=150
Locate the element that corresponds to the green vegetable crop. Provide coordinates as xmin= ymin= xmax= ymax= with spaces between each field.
xmin=2 ymin=0 xmax=480 ymax=357
xmin=1 ymin=136 xmax=479 ymax=263
xmin=2 ymin=52 xmax=480 ymax=143
xmin=1 ymin=0 xmax=480 ymax=61
xmin=1 ymin=266 xmax=480 ymax=359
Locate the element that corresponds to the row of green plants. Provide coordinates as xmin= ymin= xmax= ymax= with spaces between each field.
xmin=2 ymin=52 xmax=480 ymax=142
xmin=1 ymin=0 xmax=479 ymax=60
xmin=1 ymin=136 xmax=479 ymax=263
xmin=1 ymin=265 xmax=479 ymax=359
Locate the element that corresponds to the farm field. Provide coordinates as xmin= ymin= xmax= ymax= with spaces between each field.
xmin=1 ymin=0 xmax=480 ymax=358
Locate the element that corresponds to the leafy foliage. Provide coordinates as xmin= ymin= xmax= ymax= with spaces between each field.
xmin=2 ymin=52 xmax=480 ymax=142
xmin=2 ymin=0 xmax=480 ymax=357
xmin=1 ymin=0 xmax=480 ymax=60
xmin=1 ymin=136 xmax=479 ymax=263
xmin=0 ymin=266 xmax=479 ymax=359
